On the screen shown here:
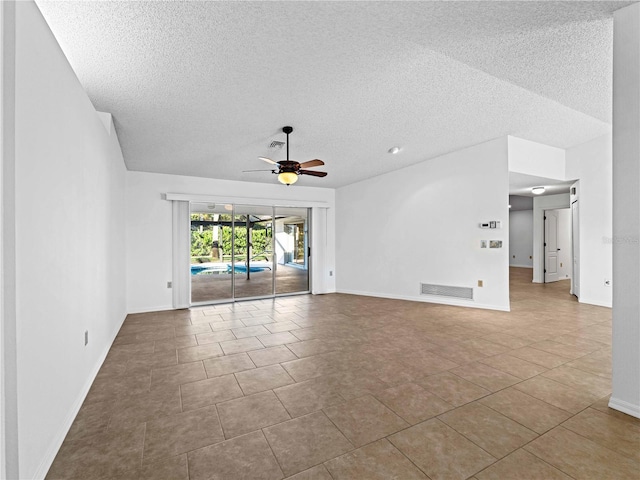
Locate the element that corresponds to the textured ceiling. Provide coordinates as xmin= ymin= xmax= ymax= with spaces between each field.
xmin=35 ymin=1 xmax=631 ymax=188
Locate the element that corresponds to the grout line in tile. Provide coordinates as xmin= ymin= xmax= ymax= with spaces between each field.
xmin=474 ymin=445 xmax=577 ymax=480
xmin=140 ymin=422 xmax=148 ymax=464
xmin=434 ymin=408 xmax=528 ymax=462
xmin=185 ymin=450 xmax=191 ymax=480
xmin=213 ymin=403 xmax=229 ymax=441
xmin=232 ymin=371 xmax=247 ymax=396
xmin=384 ymin=433 xmax=442 ymax=479
xmin=260 ymin=426 xmax=288 ymax=477
xmin=555 ymin=405 xmax=640 ymax=463
xmin=479 ymin=389 xmax=573 ymax=434
xmin=519 ymin=429 xmax=582 ymax=480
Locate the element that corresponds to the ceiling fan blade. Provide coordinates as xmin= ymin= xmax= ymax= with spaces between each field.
xmin=243 ymin=169 xmax=274 ymax=173
xmin=258 ymin=156 xmax=278 ymax=165
xmin=299 ymin=159 xmax=325 ymax=168
xmin=299 ymin=170 xmax=327 ymax=177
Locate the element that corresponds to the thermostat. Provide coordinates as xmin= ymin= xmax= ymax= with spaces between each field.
xmin=480 ymin=221 xmax=502 ymax=229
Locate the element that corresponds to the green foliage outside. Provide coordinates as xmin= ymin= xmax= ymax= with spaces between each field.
xmin=190 ymin=229 xmax=214 ymax=258
xmin=190 ymin=215 xmax=272 ymax=262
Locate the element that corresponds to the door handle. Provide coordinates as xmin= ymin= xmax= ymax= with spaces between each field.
xmin=557 ymin=248 xmax=561 ymax=251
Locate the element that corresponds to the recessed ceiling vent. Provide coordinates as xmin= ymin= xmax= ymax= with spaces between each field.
xmin=420 ymin=283 xmax=473 ymax=300
xmin=269 ymin=140 xmax=285 ymax=149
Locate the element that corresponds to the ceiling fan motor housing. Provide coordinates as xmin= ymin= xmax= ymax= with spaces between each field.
xmin=278 ymin=160 xmax=300 ymax=174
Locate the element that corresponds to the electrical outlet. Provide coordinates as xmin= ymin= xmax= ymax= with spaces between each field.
xmin=605 ymin=279 xmax=612 ymax=287
xmin=477 ymin=280 xmax=483 ymax=287
xmin=167 ymin=281 xmax=172 ymax=288
xmin=84 ymin=330 xmax=89 ymax=346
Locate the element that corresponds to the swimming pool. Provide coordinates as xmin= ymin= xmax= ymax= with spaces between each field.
xmin=190 ymin=264 xmax=229 ymax=275
xmin=229 ymin=263 xmax=272 ymax=273
xmin=191 ymin=262 xmax=272 ymax=275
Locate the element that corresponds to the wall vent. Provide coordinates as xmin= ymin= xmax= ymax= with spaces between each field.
xmin=420 ymin=283 xmax=473 ymax=300
xmin=269 ymin=140 xmax=285 ymax=149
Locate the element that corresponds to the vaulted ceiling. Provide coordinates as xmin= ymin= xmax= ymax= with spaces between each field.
xmin=36 ymin=1 xmax=631 ymax=188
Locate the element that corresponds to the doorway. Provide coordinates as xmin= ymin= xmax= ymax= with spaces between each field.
xmin=189 ymin=202 xmax=310 ymax=304
xmin=571 ymin=199 xmax=580 ymax=297
xmin=544 ymin=208 xmax=571 ymax=284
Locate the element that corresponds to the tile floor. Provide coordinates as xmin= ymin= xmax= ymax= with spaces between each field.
xmin=46 ymin=268 xmax=640 ymax=479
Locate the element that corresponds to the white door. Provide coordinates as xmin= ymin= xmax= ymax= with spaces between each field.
xmin=545 ymin=210 xmax=560 ymax=283
xmin=572 ymin=201 xmax=580 ymax=297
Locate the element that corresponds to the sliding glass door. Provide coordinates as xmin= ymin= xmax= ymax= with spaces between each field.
xmin=190 ymin=203 xmax=310 ymax=304
xmin=190 ymin=203 xmax=233 ymax=303
xmin=233 ymin=205 xmax=274 ymax=299
xmin=275 ymin=207 xmax=309 ymax=295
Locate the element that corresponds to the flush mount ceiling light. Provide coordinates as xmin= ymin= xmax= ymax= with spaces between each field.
xmin=388 ymin=146 xmax=401 ymax=154
xmin=531 ymin=186 xmax=546 ymax=195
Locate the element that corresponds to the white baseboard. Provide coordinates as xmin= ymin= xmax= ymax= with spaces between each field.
xmin=312 ymin=289 xmax=337 ymax=295
xmin=337 ymin=289 xmax=510 ymax=312
xmin=510 ymin=264 xmax=533 ymax=269
xmin=608 ymin=396 xmax=640 ymax=419
xmin=579 ymin=297 xmax=612 ymax=309
xmin=33 ymin=314 xmax=127 ymax=479
xmin=127 ymin=304 xmax=174 ymax=314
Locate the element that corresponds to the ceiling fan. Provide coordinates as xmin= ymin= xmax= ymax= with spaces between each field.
xmin=252 ymin=126 xmax=328 ymax=185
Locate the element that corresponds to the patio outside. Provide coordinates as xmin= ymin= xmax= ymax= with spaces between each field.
xmin=190 ymin=204 xmax=309 ymax=303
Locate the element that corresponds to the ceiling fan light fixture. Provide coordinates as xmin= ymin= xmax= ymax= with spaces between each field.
xmin=531 ymin=186 xmax=546 ymax=195
xmin=278 ymin=171 xmax=298 ymax=185
xmin=254 ymin=126 xmax=326 ymax=185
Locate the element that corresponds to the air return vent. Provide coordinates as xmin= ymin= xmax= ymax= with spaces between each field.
xmin=269 ymin=140 xmax=285 ymax=149
xmin=420 ymin=283 xmax=473 ymax=300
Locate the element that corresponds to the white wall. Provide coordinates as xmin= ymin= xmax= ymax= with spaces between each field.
xmin=611 ymin=3 xmax=640 ymax=418
xmin=10 ymin=3 xmax=128 ymax=478
xmin=509 ymin=210 xmax=533 ymax=268
xmin=336 ymin=138 xmax=510 ymax=311
xmin=125 ymin=171 xmax=336 ymax=313
xmin=508 ymin=136 xmax=566 ymax=179
xmin=1 ymin=2 xmax=18 ymax=478
xmin=565 ymin=134 xmax=613 ymax=307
